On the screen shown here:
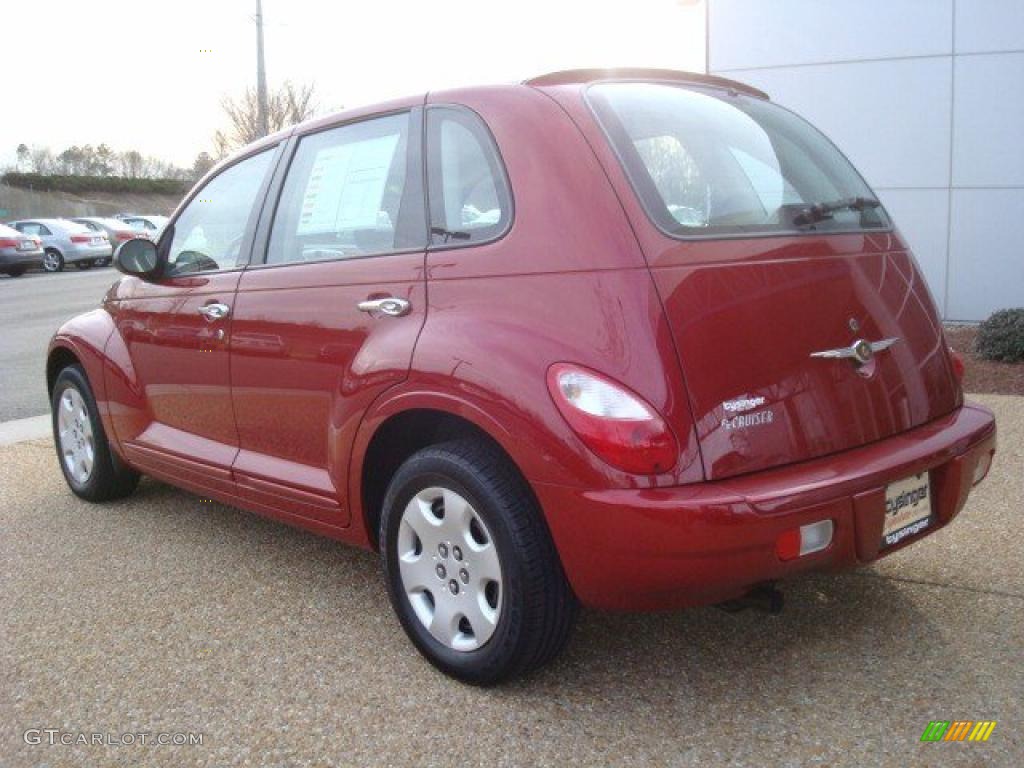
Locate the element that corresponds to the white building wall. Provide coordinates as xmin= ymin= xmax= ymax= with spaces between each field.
xmin=708 ymin=0 xmax=1024 ymax=321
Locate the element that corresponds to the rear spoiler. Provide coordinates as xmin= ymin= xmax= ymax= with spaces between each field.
xmin=524 ymin=68 xmax=769 ymax=101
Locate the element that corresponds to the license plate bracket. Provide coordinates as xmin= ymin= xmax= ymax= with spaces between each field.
xmin=882 ymin=472 xmax=932 ymax=548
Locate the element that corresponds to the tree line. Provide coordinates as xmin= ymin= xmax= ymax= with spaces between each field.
xmin=6 ymin=81 xmax=321 ymax=193
xmin=12 ymin=143 xmax=211 ymax=182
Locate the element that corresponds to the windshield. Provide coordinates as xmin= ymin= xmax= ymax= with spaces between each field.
xmin=588 ymin=82 xmax=890 ymax=237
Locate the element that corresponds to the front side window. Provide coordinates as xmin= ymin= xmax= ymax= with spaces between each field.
xmin=165 ymin=148 xmax=275 ymax=274
xmin=589 ymin=82 xmax=889 ymax=236
xmin=267 ymin=112 xmax=421 ymax=265
xmin=427 ymin=107 xmax=511 ymax=245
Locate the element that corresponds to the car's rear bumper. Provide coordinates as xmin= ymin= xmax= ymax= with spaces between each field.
xmin=66 ymin=244 xmax=113 ymax=262
xmin=0 ymin=249 xmax=44 ymax=269
xmin=536 ymin=402 xmax=997 ymax=611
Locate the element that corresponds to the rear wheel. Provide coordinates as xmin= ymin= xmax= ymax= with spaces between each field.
xmin=74 ymin=260 xmax=94 ymax=270
xmin=43 ymin=249 xmax=64 ymax=272
xmin=380 ymin=438 xmax=575 ymax=685
xmin=51 ymin=365 xmax=140 ymax=501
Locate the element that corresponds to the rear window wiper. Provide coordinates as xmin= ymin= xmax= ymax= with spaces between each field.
xmin=793 ymin=196 xmax=881 ymax=227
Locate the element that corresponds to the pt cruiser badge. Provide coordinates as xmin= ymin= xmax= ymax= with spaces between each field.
xmin=810 ymin=337 xmax=899 ymax=366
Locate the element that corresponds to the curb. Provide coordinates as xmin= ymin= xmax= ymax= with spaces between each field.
xmin=0 ymin=414 xmax=52 ymax=447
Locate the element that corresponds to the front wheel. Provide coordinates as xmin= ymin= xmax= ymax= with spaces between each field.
xmin=52 ymin=365 xmax=140 ymax=501
xmin=43 ymin=249 xmax=64 ymax=272
xmin=380 ymin=438 xmax=575 ymax=685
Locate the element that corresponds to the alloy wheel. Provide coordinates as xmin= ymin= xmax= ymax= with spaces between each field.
xmin=43 ymin=251 xmax=61 ymax=272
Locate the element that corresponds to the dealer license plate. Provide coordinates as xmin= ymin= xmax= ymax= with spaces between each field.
xmin=882 ymin=472 xmax=932 ymax=548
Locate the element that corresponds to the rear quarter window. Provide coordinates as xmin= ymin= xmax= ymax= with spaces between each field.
xmin=426 ymin=106 xmax=512 ymax=246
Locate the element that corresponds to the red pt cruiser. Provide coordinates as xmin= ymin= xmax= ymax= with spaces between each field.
xmin=47 ymin=69 xmax=996 ymax=684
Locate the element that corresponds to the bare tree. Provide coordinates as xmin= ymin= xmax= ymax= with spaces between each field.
xmin=192 ymin=152 xmax=216 ymax=180
xmin=30 ymin=146 xmax=54 ymax=174
xmin=214 ymin=81 xmax=318 ymax=156
xmin=119 ymin=150 xmax=144 ymax=178
xmin=15 ymin=144 xmax=30 ymax=172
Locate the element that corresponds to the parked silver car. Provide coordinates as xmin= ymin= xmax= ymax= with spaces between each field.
xmin=70 ymin=217 xmax=150 ymax=265
xmin=120 ymin=215 xmax=169 ymax=239
xmin=0 ymin=223 xmax=44 ymax=277
xmin=8 ymin=218 xmax=113 ymax=272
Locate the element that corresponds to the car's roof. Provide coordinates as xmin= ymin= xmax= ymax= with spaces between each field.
xmin=0 ymin=223 xmax=22 ymax=236
xmin=74 ymin=216 xmax=125 ymax=226
xmin=10 ymin=217 xmax=70 ymax=226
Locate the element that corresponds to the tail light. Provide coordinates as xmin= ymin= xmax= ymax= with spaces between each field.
xmin=115 ymin=231 xmax=135 ymax=242
xmin=949 ymin=347 xmax=965 ymax=382
xmin=70 ymin=235 xmax=91 ymax=243
xmin=0 ymin=238 xmax=17 ymax=248
xmin=546 ymin=363 xmax=678 ymax=474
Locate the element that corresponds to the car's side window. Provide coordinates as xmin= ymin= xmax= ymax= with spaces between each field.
xmin=266 ymin=112 xmax=422 ymax=265
xmin=164 ymin=148 xmax=275 ymax=275
xmin=426 ymin=106 xmax=511 ymax=246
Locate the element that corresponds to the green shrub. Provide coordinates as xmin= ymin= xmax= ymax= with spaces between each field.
xmin=1 ymin=172 xmax=188 ymax=196
xmin=975 ymin=308 xmax=1024 ymax=363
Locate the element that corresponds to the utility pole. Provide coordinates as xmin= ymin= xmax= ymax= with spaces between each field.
xmin=255 ymin=0 xmax=269 ymax=138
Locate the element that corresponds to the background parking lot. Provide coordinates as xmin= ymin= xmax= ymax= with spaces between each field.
xmin=1 ymin=395 xmax=1020 ymax=766
xmin=0 ymin=269 xmax=118 ymax=422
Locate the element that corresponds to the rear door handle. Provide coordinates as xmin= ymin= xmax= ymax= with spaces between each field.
xmin=198 ymin=302 xmax=230 ymax=321
xmin=357 ymin=297 xmax=411 ymax=317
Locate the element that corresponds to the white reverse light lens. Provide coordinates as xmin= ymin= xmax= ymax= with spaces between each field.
xmin=972 ymin=451 xmax=993 ymax=486
xmin=557 ymin=370 xmax=653 ymax=421
xmin=799 ymin=520 xmax=834 ymax=556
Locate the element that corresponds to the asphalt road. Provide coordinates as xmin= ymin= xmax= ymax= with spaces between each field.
xmin=0 ymin=268 xmax=120 ymax=422
xmin=1 ymin=395 xmax=1020 ymax=767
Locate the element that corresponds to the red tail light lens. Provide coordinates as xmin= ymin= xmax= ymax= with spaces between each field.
xmin=0 ymin=238 xmax=18 ymax=248
xmin=949 ymin=347 xmax=965 ymax=382
xmin=70 ymin=235 xmax=91 ymax=243
xmin=115 ymin=231 xmax=135 ymax=241
xmin=546 ymin=363 xmax=678 ymax=475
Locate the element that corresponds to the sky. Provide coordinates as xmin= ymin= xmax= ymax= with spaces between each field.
xmin=2 ymin=0 xmax=706 ymax=170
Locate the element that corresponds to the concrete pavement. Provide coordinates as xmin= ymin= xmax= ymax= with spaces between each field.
xmin=0 ymin=268 xmax=119 ymax=422
xmin=0 ymin=394 xmax=1021 ymax=767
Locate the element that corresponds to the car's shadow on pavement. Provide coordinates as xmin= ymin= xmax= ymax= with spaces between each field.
xmin=124 ymin=475 xmax=941 ymax=702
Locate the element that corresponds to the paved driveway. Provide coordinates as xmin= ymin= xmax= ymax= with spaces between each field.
xmin=1 ymin=395 xmax=1020 ymax=767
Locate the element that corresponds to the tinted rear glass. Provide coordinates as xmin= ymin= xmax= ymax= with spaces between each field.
xmin=588 ymin=82 xmax=890 ymax=237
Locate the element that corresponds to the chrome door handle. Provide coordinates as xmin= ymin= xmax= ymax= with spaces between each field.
xmin=356 ymin=297 xmax=411 ymax=317
xmin=198 ymin=302 xmax=230 ymax=321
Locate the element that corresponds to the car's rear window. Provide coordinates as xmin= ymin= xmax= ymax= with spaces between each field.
xmin=588 ymin=82 xmax=890 ymax=237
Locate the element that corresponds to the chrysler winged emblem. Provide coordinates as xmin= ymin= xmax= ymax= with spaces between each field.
xmin=810 ymin=337 xmax=899 ymax=365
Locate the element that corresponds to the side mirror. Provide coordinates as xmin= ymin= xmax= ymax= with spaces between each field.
xmin=115 ymin=237 xmax=163 ymax=280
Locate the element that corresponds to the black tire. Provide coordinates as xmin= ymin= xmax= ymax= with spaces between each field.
xmin=380 ymin=438 xmax=575 ymax=685
xmin=43 ymin=249 xmax=64 ymax=272
xmin=74 ymin=260 xmax=94 ymax=270
xmin=51 ymin=365 xmax=140 ymax=502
